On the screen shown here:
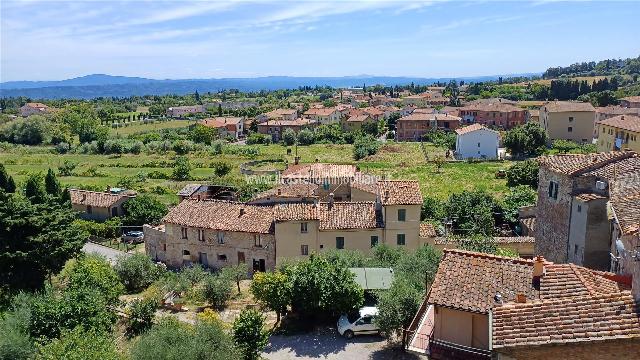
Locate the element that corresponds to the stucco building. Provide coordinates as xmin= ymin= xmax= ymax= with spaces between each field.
xmin=20 ymin=102 xmax=51 ymax=117
xmin=539 ymin=101 xmax=596 ymax=143
xmin=166 ymin=105 xmax=205 ymax=118
xmin=595 ymin=114 xmax=640 ymax=152
xmin=396 ymin=113 xmax=461 ymax=141
xmin=457 ymin=100 xmax=526 ymax=129
xmin=454 ymin=123 xmax=500 ymax=160
xmin=198 ymin=117 xmax=244 ymax=139
xmin=302 ymin=107 xmax=341 ymax=124
xmin=257 ymin=118 xmax=317 ymax=142
xmin=406 ymin=249 xmax=639 ymax=359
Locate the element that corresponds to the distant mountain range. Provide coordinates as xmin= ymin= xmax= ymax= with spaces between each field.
xmin=0 ymin=73 xmax=540 ymax=99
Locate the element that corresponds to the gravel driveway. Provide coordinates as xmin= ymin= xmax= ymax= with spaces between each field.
xmin=263 ymin=329 xmax=426 ymax=360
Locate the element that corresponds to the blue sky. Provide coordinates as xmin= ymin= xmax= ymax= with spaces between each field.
xmin=1 ymin=0 xmax=639 ymax=81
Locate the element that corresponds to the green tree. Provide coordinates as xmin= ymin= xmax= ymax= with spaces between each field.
xmin=202 ymin=273 xmax=233 ymax=309
xmin=0 ymin=193 xmax=86 ymax=292
xmin=503 ymin=122 xmax=548 ymax=158
xmin=444 ymin=190 xmax=502 ymax=236
xmin=114 ymin=253 xmax=163 ymax=293
xmin=24 ymin=173 xmax=47 ymax=204
xmin=172 ymin=156 xmax=191 ymax=181
xmin=250 ymin=271 xmax=291 ymax=322
xmin=289 ymin=256 xmax=363 ymax=319
xmin=506 ymin=159 xmax=539 ymax=188
xmin=502 ymin=185 xmax=537 ymax=225
xmin=35 ymin=327 xmax=121 ymax=360
xmin=221 ymin=263 xmax=248 ymax=294
xmin=63 ymin=254 xmax=124 ymax=306
xmin=281 ymin=128 xmax=297 ymax=146
xmin=44 ymin=169 xmax=61 ymax=197
xmin=421 ymin=196 xmax=445 ymax=221
xmin=232 ymin=309 xmax=270 ymax=360
xmin=0 ymin=293 xmax=35 ymax=360
xmin=0 ymin=163 xmax=16 ymax=193
xmin=211 ymin=160 xmax=232 ymax=178
xmin=190 ymin=124 xmax=216 ymax=145
xmin=126 ymin=297 xmax=158 ymax=337
xmin=122 ymin=194 xmax=168 ymax=226
xmin=552 ymin=139 xmax=580 ymax=154
xmin=296 ymin=128 xmax=315 ymax=145
xmin=376 ymin=278 xmax=422 ymax=348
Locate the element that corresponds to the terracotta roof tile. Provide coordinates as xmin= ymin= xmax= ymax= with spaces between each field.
xmin=420 ymin=223 xmax=437 ymax=238
xmin=455 ymin=123 xmax=498 ymax=135
xmin=427 ymin=249 xmax=630 ymax=314
xmin=432 ymin=237 xmax=535 ymax=245
xmin=162 ymin=199 xmax=274 ymax=234
xmin=274 ymin=202 xmax=382 ymax=230
xmin=596 ymin=115 xmax=640 ymax=133
xmin=251 ymin=183 xmax=318 ymax=201
xmin=377 ymin=180 xmax=423 ymax=205
xmin=492 ymin=291 xmax=640 ymax=349
xmin=609 ymin=189 xmax=640 ymax=235
xmin=70 ymin=189 xmax=134 ymax=208
xmin=621 ymin=96 xmax=640 ymax=102
xmin=543 ymin=101 xmax=595 ymax=112
xmin=520 ymin=217 xmax=536 ymax=233
xmin=537 ymin=151 xmax=637 ymax=176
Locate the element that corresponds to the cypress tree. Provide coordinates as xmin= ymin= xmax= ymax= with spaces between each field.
xmin=45 ymin=168 xmax=61 ymax=197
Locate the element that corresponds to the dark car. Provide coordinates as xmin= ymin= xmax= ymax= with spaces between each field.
xmin=122 ymin=230 xmax=144 ymax=244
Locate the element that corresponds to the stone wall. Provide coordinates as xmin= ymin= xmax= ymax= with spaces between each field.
xmin=162 ymin=223 xmax=276 ymax=274
xmin=143 ymin=224 xmax=167 ymax=262
xmin=534 ymin=167 xmax=573 ymax=263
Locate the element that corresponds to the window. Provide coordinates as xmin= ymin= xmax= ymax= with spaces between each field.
xmin=217 ymin=232 xmax=225 ymax=244
xmin=198 ymin=229 xmax=205 ymax=242
xmin=574 ymin=244 xmax=578 ymax=256
xmin=397 ymin=209 xmax=406 ymax=222
xmin=548 ymin=181 xmax=559 ymax=200
xmin=397 ymin=234 xmax=406 ymax=246
xmin=336 ymin=237 xmax=345 ymax=249
xmin=181 ymin=227 xmax=188 ymax=239
xmin=370 ymin=236 xmax=379 ymax=248
xmin=162 ymin=244 xmax=167 ymax=251
xmin=300 ymin=222 xmax=308 ymax=233
xmin=577 ymin=204 xmax=582 ymax=213
xmin=87 ymin=205 xmax=93 ymax=214
xmin=254 ymin=234 xmax=262 ymax=247
xmin=301 ymin=245 xmax=309 ymax=255
xmin=217 ymin=254 xmax=227 ymax=262
xmin=569 ymin=116 xmax=574 ymax=122
xmin=477 ymin=142 xmax=481 ymax=148
xmin=568 ymin=127 xmax=573 ymax=133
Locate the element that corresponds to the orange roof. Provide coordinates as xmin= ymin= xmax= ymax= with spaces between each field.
xmin=397 ymin=113 xmax=461 ymax=122
xmin=304 ymin=107 xmax=337 ymax=116
xmin=543 ymin=101 xmax=595 ymax=112
xmin=346 ymin=115 xmax=370 ymax=123
xmin=537 ymin=151 xmax=638 ymax=176
xmin=596 ymin=114 xmax=640 ymax=133
xmin=493 ymin=291 xmax=640 ymax=349
xmin=70 ymin=189 xmax=134 ymax=208
xmin=419 ymin=223 xmax=437 ymax=238
xmin=351 ymin=180 xmax=423 ymax=205
xmin=621 ymin=96 xmax=640 ymax=102
xmin=162 ymin=199 xmax=274 ymax=234
xmin=274 ymin=202 xmax=383 ymax=230
xmin=455 ymin=123 xmax=498 ymax=135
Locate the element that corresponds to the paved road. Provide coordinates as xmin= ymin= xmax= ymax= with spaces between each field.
xmin=82 ymin=242 xmax=130 ymax=264
xmin=263 ymin=331 xmax=426 ymax=360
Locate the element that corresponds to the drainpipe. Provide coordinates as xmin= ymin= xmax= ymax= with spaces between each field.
xmin=488 ymin=310 xmax=493 ymax=354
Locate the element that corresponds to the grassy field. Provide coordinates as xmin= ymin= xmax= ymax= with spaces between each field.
xmin=109 ymin=119 xmax=195 ymax=136
xmin=1 ymin=142 xmax=512 ymax=204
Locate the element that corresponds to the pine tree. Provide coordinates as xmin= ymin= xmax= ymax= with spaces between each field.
xmin=0 ymin=164 xmax=16 ymax=193
xmin=45 ymin=169 xmax=61 ymax=197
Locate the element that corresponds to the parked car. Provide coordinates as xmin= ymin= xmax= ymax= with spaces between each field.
xmin=337 ymin=306 xmax=379 ymax=339
xmin=122 ymin=230 xmax=144 ymax=244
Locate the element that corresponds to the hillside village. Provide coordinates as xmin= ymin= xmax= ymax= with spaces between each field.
xmin=1 ymin=56 xmax=640 ymax=360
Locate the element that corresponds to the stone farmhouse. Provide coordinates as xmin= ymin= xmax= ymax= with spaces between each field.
xmin=145 ymin=164 xmax=428 ymax=273
xmin=198 ymin=117 xmax=244 ymax=139
xmin=405 ymin=249 xmax=640 ymax=359
xmin=20 ymin=102 xmax=51 ymax=117
xmin=70 ymin=189 xmax=135 ymax=221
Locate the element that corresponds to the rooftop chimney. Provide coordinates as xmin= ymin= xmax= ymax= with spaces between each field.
xmin=239 ymin=208 xmax=245 ymax=216
xmin=384 ymin=190 xmax=390 ymax=200
xmin=516 ymin=293 xmax=527 ymax=303
xmin=277 ymin=188 xmax=282 ymax=195
xmin=532 ymin=255 xmax=545 ymax=289
xmin=375 ymin=195 xmax=382 ymax=211
xmin=328 ymin=193 xmax=335 ymax=209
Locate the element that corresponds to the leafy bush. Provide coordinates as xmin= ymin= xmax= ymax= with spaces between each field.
xmin=202 ymin=273 xmax=233 ymax=309
xmin=246 ymin=133 xmax=271 ymax=145
xmin=296 ymin=128 xmax=315 ymax=145
xmin=172 ymin=156 xmax=191 ymax=181
xmin=502 ymin=185 xmax=537 ymax=224
xmin=122 ymin=194 xmax=168 ymax=226
xmin=126 ymin=297 xmax=158 ymax=337
xmin=353 ymin=135 xmax=380 ymax=160
xmin=281 ymin=128 xmax=297 ymax=146
xmin=55 ymin=142 xmax=71 ymax=154
xmin=503 ymin=122 xmax=548 ymax=158
xmin=250 ymin=272 xmax=291 ymax=322
xmin=423 ymin=129 xmax=456 ymax=150
xmin=73 ymin=217 xmax=121 ymax=240
xmin=57 ymin=160 xmax=77 ymax=177
xmin=103 ymin=139 xmax=125 ymax=154
xmin=114 ymin=254 xmax=163 ymax=293
xmin=444 ymin=190 xmax=503 ymax=236
xmin=232 ymin=309 xmax=269 ymax=360
xmin=211 ymin=160 xmax=232 ymax=177
xmin=172 ymin=140 xmax=193 ymax=155
xmin=35 ymin=327 xmax=120 ymax=360
xmin=506 ymin=159 xmax=539 ymax=188
xmin=421 ymin=196 xmax=445 ymax=221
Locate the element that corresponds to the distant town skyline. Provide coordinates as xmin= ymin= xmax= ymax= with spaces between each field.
xmin=1 ymin=0 xmax=639 ymax=82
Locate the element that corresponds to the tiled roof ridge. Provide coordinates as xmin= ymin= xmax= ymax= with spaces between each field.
xmin=442 ymin=248 xmax=536 ymax=266
xmin=70 ymin=188 xmax=130 ymax=195
xmin=569 ymin=263 xmax=595 ymax=297
xmin=573 ymin=151 xmax=637 ymax=176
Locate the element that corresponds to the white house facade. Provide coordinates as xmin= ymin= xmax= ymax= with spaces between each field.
xmin=455 ymin=124 xmax=499 ymax=160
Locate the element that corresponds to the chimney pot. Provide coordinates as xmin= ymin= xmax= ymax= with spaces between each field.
xmin=533 ymin=255 xmax=545 ymax=278
xmin=328 ymin=193 xmax=335 ymax=209
xmin=277 ymin=188 xmax=281 ymax=195
xmin=516 ymin=293 xmax=526 ymax=303
xmin=239 ymin=208 xmax=245 ymax=216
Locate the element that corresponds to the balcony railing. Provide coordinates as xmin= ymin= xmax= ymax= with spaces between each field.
xmin=428 ymin=339 xmax=491 ymax=360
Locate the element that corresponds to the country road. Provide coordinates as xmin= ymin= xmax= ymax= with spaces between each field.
xmin=81 ymin=242 xmax=130 ymax=264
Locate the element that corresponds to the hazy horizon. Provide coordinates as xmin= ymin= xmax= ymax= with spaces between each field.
xmin=2 ymin=0 xmax=639 ymax=82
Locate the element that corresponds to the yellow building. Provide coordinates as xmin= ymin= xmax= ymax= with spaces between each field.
xmin=595 ymin=114 xmax=640 ymax=152
xmin=540 ymin=101 xmax=596 ymax=143
xmin=70 ymin=189 xmax=135 ymax=222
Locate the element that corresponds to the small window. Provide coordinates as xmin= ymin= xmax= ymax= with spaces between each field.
xmin=198 ymin=229 xmax=205 ymax=242
xmin=319 ymin=244 xmax=324 ymax=249
xmin=336 ymin=237 xmax=345 ymax=249
xmin=397 ymin=209 xmax=406 ymax=222
xmin=397 ymin=233 xmax=406 ymax=246
xmin=217 ymin=254 xmax=227 ymax=262
xmin=182 ymin=249 xmax=190 ymax=256
xmin=548 ymin=181 xmax=559 ymax=200
xmin=162 ymin=244 xmax=167 ymax=251
xmin=217 ymin=232 xmax=225 ymax=244
xmin=300 ymin=222 xmax=308 ymax=233
xmin=181 ymin=227 xmax=188 ymax=239
xmin=254 ymin=234 xmax=262 ymax=247
xmin=568 ymin=127 xmax=573 ymax=133
xmin=569 ymin=116 xmax=574 ymax=122
xmin=577 ymin=204 xmax=582 ymax=213
xmin=477 ymin=142 xmax=481 ymax=148
xmin=87 ymin=205 xmax=93 ymax=214
xmin=370 ymin=236 xmax=379 ymax=248
xmin=574 ymin=244 xmax=578 ymax=255
xmin=301 ymin=245 xmax=309 ymax=255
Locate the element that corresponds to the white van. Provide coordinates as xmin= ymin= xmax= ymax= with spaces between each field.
xmin=337 ymin=306 xmax=379 ymax=339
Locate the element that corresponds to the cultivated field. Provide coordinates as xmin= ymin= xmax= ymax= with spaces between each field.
xmin=1 ymin=142 xmax=512 ymax=204
xmin=109 ymin=119 xmax=195 ymax=136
